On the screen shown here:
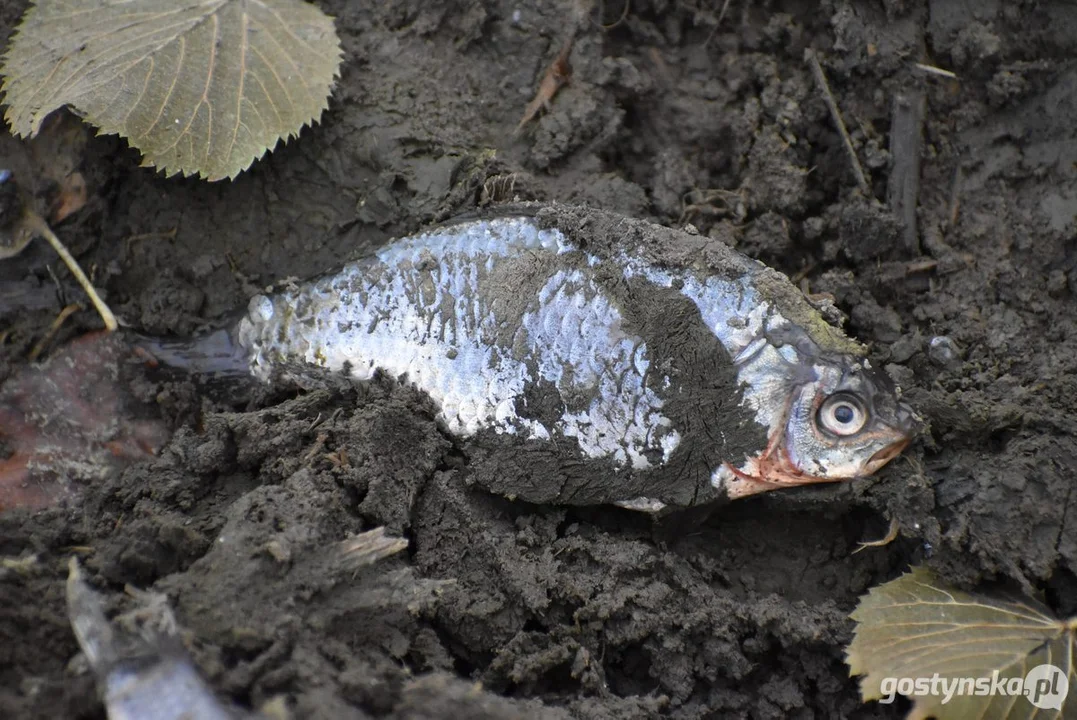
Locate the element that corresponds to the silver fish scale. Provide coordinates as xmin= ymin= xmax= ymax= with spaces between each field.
xmin=521 ymin=267 xmax=677 ymax=468
xmin=103 ymin=660 xmax=238 ymax=720
xmin=236 ymin=218 xmax=684 ymax=470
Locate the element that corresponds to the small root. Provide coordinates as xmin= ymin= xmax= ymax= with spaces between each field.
xmin=853 ymin=516 xmax=900 ymax=554
xmin=514 ymin=35 xmax=575 ymax=135
xmin=595 ymin=0 xmax=630 ymax=30
xmin=480 ymin=173 xmax=519 ymax=205
xmin=703 ymin=0 xmax=733 ymax=48
xmin=28 ymin=303 xmax=81 ymax=361
xmin=905 ymin=258 xmax=939 ymax=274
xmin=913 ymin=62 xmax=958 ymax=80
xmin=124 ymin=226 xmax=178 ymax=256
xmin=806 ymin=50 xmax=871 ymax=196
xmin=23 ymin=209 xmax=117 ymax=332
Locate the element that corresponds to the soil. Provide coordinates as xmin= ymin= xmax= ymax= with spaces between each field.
xmin=2 ymin=1 xmax=1076 ymax=718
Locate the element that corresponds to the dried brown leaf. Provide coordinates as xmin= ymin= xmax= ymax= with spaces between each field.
xmin=848 ymin=567 xmax=1077 ymax=718
xmin=2 ymin=0 xmax=342 ymax=181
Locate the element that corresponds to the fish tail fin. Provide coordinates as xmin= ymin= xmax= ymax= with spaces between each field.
xmin=131 ymin=328 xmax=251 ymax=378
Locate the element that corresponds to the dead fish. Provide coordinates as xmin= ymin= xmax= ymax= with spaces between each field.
xmin=65 ymin=557 xmax=249 ymax=720
xmin=147 ymin=205 xmax=917 ymax=511
xmin=65 ymin=529 xmax=406 ymax=719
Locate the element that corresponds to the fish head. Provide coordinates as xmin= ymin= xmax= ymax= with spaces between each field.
xmin=723 ymin=352 xmax=919 ymax=499
xmin=782 ymin=358 xmax=918 ymax=477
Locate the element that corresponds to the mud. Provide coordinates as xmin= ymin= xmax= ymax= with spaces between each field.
xmin=1 ymin=1 xmax=1076 ymax=718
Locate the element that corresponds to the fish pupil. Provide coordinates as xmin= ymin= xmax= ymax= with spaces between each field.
xmin=834 ymin=405 xmax=855 ymax=424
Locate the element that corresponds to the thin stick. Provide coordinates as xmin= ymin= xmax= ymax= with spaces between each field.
xmin=514 ymin=35 xmax=575 ymax=135
xmin=853 ymin=516 xmax=900 ymax=554
xmin=23 ymin=209 xmax=117 ymax=332
xmin=704 ymin=0 xmax=734 ymax=48
xmin=28 ymin=303 xmax=81 ymax=361
xmin=947 ymin=164 xmax=962 ymax=228
xmin=595 ymin=0 xmax=630 ymax=30
xmin=806 ymin=50 xmax=871 ymax=196
xmin=913 ymin=62 xmax=957 ymax=80
xmin=887 ymin=91 xmax=925 ymax=254
xmin=905 ymin=258 xmax=938 ymax=274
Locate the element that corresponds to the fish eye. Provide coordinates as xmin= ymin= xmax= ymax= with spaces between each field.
xmin=817 ymin=394 xmax=868 ymax=436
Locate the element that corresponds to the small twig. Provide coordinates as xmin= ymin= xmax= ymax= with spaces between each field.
xmin=124 ymin=227 xmax=178 ymax=255
xmin=913 ymin=62 xmax=958 ymax=80
xmin=887 ymin=90 xmax=926 ymax=255
xmin=0 ymin=554 xmax=39 ymax=576
xmin=514 ymin=35 xmax=575 ymax=135
xmin=595 ymin=0 xmax=630 ymax=30
xmin=28 ymin=303 xmax=81 ymax=361
xmin=790 ymin=261 xmax=818 ymax=285
xmin=124 ymin=228 xmax=178 ymax=243
xmin=905 ymin=258 xmax=938 ymax=274
xmin=44 ymin=263 xmax=68 ymax=306
xmin=947 ymin=164 xmax=962 ymax=228
xmin=853 ymin=516 xmax=900 ymax=554
xmin=303 ymin=431 xmax=328 ymax=464
xmin=22 ymin=209 xmax=117 ymax=332
xmin=704 ymin=0 xmax=734 ymax=48
xmin=338 ymin=527 xmax=409 ymax=575
xmin=806 ymin=50 xmax=871 ymax=196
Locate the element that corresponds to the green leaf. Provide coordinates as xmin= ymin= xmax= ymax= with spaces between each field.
xmin=1 ymin=0 xmax=342 ymax=181
xmin=847 ymin=567 xmax=1077 ymax=719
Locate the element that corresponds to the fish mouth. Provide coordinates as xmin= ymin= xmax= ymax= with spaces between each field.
xmin=721 ymin=447 xmax=838 ymax=500
xmin=722 ymin=434 xmax=912 ymax=500
xmin=864 ymin=438 xmax=910 ymax=473
xmin=864 ymin=395 xmax=920 ymax=473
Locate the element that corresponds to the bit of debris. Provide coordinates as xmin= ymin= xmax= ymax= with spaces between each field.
xmin=480 ymin=173 xmax=519 ymax=205
xmin=905 ymin=258 xmax=938 ymax=274
xmin=806 ymin=49 xmax=871 ymax=196
xmin=946 ymin=164 xmax=962 ymax=228
xmin=853 ymin=516 xmax=900 ymax=553
xmin=28 ymin=303 xmax=81 ymax=361
xmin=703 ymin=0 xmax=733 ymax=48
xmin=887 ymin=91 xmax=926 ymax=255
xmin=22 ymin=209 xmax=118 ymax=332
xmin=0 ymin=553 xmax=40 ymax=578
xmin=913 ymin=62 xmax=958 ymax=80
xmin=338 ymin=527 xmax=409 ymax=573
xmin=48 ymin=171 xmax=87 ymax=224
xmin=594 ymin=0 xmax=631 ymax=31
xmin=514 ymin=36 xmax=575 ymax=135
xmin=66 ymin=557 xmax=253 ymax=719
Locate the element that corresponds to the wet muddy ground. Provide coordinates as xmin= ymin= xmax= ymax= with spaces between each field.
xmin=2 ymin=0 xmax=1076 ymax=717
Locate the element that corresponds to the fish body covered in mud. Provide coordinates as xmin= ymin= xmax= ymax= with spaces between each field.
xmin=162 ymin=206 xmax=917 ymax=511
